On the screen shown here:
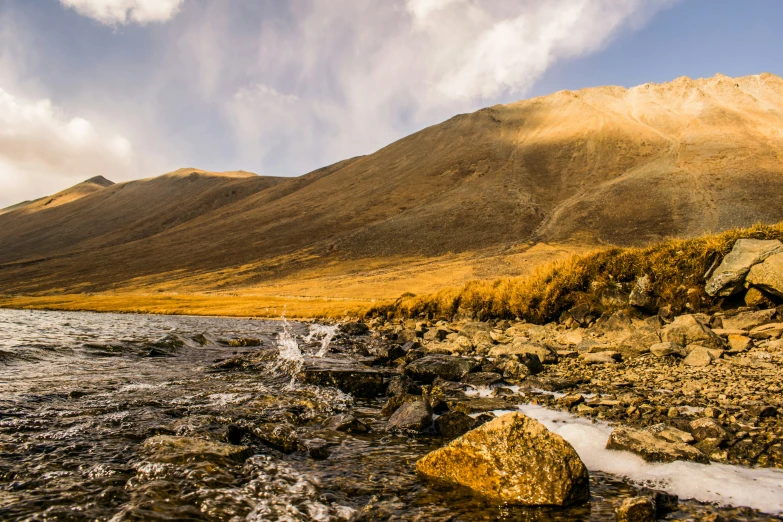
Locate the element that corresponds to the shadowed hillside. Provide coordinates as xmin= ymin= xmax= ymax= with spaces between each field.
xmin=2 ymin=73 xmax=783 ymax=302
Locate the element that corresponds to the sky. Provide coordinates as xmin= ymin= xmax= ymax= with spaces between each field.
xmin=1 ymin=0 xmax=783 ymax=207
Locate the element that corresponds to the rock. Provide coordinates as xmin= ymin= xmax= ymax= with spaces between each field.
xmin=340 ymin=322 xmax=369 ymax=336
xmin=744 ymin=287 xmax=776 ymax=308
xmin=556 ymin=394 xmax=585 ymax=409
xmin=650 ymin=342 xmax=679 ymax=357
xmin=386 ymin=375 xmax=422 ymax=397
xmin=434 ymin=411 xmax=477 ymax=438
xmin=305 ymin=438 xmax=331 ymax=460
xmin=661 ymin=315 xmax=724 ymax=349
xmin=298 ymin=361 xmax=385 ymax=397
xmin=451 ymin=397 xmax=513 ymax=414
xmin=682 ymin=346 xmax=720 ymax=367
xmin=705 ymin=239 xmax=783 ymax=296
xmin=567 ymin=303 xmax=595 ymax=327
xmin=324 ymin=414 xmax=369 ymax=434
xmin=615 ymin=496 xmax=656 ymax=522
xmin=606 ymin=427 xmax=708 ymax=464
xmin=494 ymin=353 xmax=544 ymax=379
xmin=256 ymin=424 xmax=301 ymax=454
xmin=580 ymin=352 xmax=620 ymax=365
xmin=726 ymin=334 xmax=753 ymax=353
xmin=461 ymin=372 xmax=503 ymax=387
xmin=381 ymin=394 xmax=420 ymax=416
xmin=491 ymin=341 xmax=558 ymax=364
xmin=416 ymin=412 xmax=590 ymax=506
xmin=404 ymin=355 xmax=480 ymax=384
xmin=722 ymin=309 xmax=777 ymax=331
xmin=143 ymin=435 xmax=251 ymax=463
xmin=746 ymin=252 xmax=783 ymax=297
xmin=367 ymin=344 xmax=406 ymax=363
xmin=423 ymin=327 xmax=450 ymax=342
xmin=749 ymin=404 xmax=778 ymax=418
xmin=617 ymin=328 xmax=659 ymax=358
xmin=749 ymin=322 xmax=783 ymax=339
xmin=648 ymin=424 xmax=694 ymax=444
xmin=228 ymin=337 xmax=261 ymax=347
xmin=629 ymin=275 xmax=656 ymax=311
xmin=387 ymin=400 xmax=433 ymax=433
xmin=458 ymin=322 xmax=491 ymax=339
xmin=689 ymin=418 xmax=727 ymax=442
xmin=397 ymin=329 xmax=419 ymax=344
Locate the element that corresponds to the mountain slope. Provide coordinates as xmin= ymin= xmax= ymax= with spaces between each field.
xmin=1 ymin=72 xmax=783 ymax=295
xmin=0 ymin=176 xmax=114 ymax=216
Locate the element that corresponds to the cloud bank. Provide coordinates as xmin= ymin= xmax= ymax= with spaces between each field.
xmin=59 ymin=0 xmax=184 ymax=25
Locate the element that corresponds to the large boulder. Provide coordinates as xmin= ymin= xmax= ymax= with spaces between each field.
xmin=416 ymin=412 xmax=590 ymax=506
xmin=705 ymin=239 xmax=783 ymax=296
xmin=605 ymin=427 xmax=708 ymax=464
xmin=746 ymin=252 xmax=783 ymax=298
xmin=404 ymin=355 xmax=480 ymax=383
xmin=660 ymin=315 xmax=724 ymax=349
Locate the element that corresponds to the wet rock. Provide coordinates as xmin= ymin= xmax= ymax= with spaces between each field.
xmin=722 ymin=309 xmax=777 ymax=331
xmin=494 ymin=353 xmax=544 ymax=379
xmin=661 ymin=315 xmax=724 ymax=349
xmin=650 ymin=342 xmax=679 ymax=357
xmin=615 ymin=496 xmax=656 ymax=522
xmin=324 ymin=414 xmax=370 ymax=434
xmin=689 ymin=418 xmax=727 ymax=442
xmin=305 ymin=438 xmax=331 ymax=460
xmin=381 ymin=394 xmax=420 ymax=416
xmin=367 ymin=344 xmax=406 ymax=364
xmin=605 ymin=427 xmax=709 ymax=464
xmin=385 ymin=375 xmax=422 ymax=397
xmin=340 ymin=322 xmax=369 ymax=336
xmin=648 ymin=423 xmax=694 ymax=444
xmin=387 ymin=400 xmax=433 ymax=433
xmin=143 ymin=435 xmax=251 ymax=463
xmin=451 ymin=397 xmax=513 ymax=415
xmin=434 ymin=411 xmax=477 ymax=438
xmin=746 ymin=252 xmax=783 ymax=298
xmin=416 ymin=412 xmax=590 ymax=506
xmin=461 ymin=372 xmax=503 ymax=387
xmin=404 ymin=355 xmax=480 ymax=384
xmin=557 ymin=394 xmax=585 ymax=409
xmin=228 ymin=338 xmax=260 ymax=347
xmin=298 ymin=361 xmax=385 ymax=397
xmin=255 ymin=424 xmax=301 ymax=454
xmin=705 ymin=239 xmax=783 ymax=296
xmin=683 ymin=347 xmax=720 ymax=367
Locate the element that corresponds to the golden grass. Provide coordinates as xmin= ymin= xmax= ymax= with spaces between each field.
xmin=366 ymin=223 xmax=783 ymax=323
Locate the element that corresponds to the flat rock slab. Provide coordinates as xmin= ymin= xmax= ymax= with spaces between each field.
xmin=143 ymin=435 xmax=251 ymax=463
xmin=298 ymin=359 xmax=385 ymax=397
xmin=404 ymin=354 xmax=480 ymax=383
xmin=605 ymin=427 xmax=708 ymax=464
xmin=451 ymin=397 xmax=514 ymax=414
xmin=417 ymin=412 xmax=590 ymax=506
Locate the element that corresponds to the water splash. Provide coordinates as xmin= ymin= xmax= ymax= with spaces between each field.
xmin=304 ymin=324 xmax=338 ymax=357
xmin=274 ymin=315 xmax=304 ymax=387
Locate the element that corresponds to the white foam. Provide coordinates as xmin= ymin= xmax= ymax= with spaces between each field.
xmin=508 ymin=403 xmax=783 ymax=514
xmin=304 ymin=324 xmax=338 ymax=357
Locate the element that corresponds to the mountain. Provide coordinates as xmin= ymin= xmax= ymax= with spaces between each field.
xmin=0 ymin=176 xmax=114 ymax=216
xmin=2 ymin=73 xmax=783 ymax=297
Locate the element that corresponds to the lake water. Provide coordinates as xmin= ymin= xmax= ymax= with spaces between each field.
xmin=0 ymin=309 xmax=779 ymax=521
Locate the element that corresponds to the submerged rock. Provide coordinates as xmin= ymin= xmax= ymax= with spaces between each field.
xmin=416 ymin=412 xmax=589 ymax=506
xmin=324 ymin=413 xmax=370 ymax=434
xmin=298 ymin=360 xmax=385 ymax=397
xmin=143 ymin=435 xmax=251 ymax=463
xmin=615 ymin=496 xmax=656 ymax=522
xmin=605 ymin=426 xmax=708 ymax=464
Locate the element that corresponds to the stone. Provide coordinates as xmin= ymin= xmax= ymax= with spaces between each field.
xmin=605 ymin=427 xmax=708 ymax=464
xmin=381 ymin=394 xmax=420 ymax=416
xmin=650 ymin=342 xmax=679 ymax=357
xmin=556 ymin=394 xmax=585 ymax=409
xmin=340 ymin=322 xmax=369 ymax=336
xmin=305 ymin=438 xmax=331 ymax=460
xmin=722 ymin=309 xmax=777 ymax=331
xmin=749 ymin=322 xmax=783 ymax=339
xmin=567 ymin=303 xmax=594 ymax=327
xmin=367 ymin=344 xmax=406 ymax=363
xmin=580 ymin=352 xmax=620 ymax=365
xmin=324 ymin=414 xmax=369 ymax=434
xmin=298 ymin=361 xmax=385 ymax=397
xmin=617 ymin=328 xmax=659 ymax=358
xmin=387 ymin=400 xmax=433 ymax=432
xmin=749 ymin=404 xmax=778 ymax=418
xmin=434 ymin=411 xmax=476 ymax=438
xmin=744 ymin=287 xmax=776 ymax=308
xmin=451 ymin=397 xmax=513 ymax=414
xmin=746 ymin=252 xmax=783 ymax=298
xmin=726 ymin=334 xmax=753 ymax=353
xmin=385 ymin=375 xmax=422 ymax=397
xmin=404 ymin=355 xmax=480 ymax=383
xmin=255 ymin=424 xmax=301 ymax=454
xmin=682 ymin=347 xmax=719 ymax=367
xmin=689 ymin=418 xmax=727 ymax=442
xmin=397 ymin=329 xmax=419 ymax=344
xmin=661 ymin=315 xmax=724 ymax=349
xmin=491 ymin=341 xmax=558 ymax=364
xmin=458 ymin=322 xmax=492 ymax=339
xmin=143 ymin=435 xmax=251 ymax=463
xmin=228 ymin=337 xmax=261 ymax=347
xmin=629 ymin=275 xmax=656 ymax=311
xmin=416 ymin=412 xmax=590 ymax=506
xmin=705 ymin=239 xmax=783 ymax=296
xmin=494 ymin=353 xmax=544 ymax=380
xmin=423 ymin=327 xmax=450 ymax=342
xmin=648 ymin=424 xmax=694 ymax=444
xmin=461 ymin=371 xmax=503 ymax=387
xmin=615 ymin=497 xmax=656 ymax=522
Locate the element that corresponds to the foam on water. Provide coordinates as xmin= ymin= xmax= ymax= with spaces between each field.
xmin=304 ymin=324 xmax=338 ymax=357
xmin=274 ymin=317 xmax=305 ymax=386
xmin=505 ymin=403 xmax=783 ymax=514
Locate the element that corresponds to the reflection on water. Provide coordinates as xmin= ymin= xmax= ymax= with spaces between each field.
xmin=0 ymin=309 xmax=778 ymax=521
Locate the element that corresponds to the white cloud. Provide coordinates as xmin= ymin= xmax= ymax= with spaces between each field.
xmin=59 ymin=0 xmax=185 ymax=25
xmin=223 ymin=0 xmax=675 ymax=176
xmin=0 ymin=87 xmax=132 ymax=206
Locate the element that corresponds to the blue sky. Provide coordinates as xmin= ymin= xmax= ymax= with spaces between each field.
xmin=1 ymin=0 xmax=782 ymax=207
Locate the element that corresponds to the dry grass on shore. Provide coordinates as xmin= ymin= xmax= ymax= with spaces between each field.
xmin=366 ymin=223 xmax=783 ymax=323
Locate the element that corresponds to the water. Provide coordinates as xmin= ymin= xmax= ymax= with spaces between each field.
xmin=0 ymin=309 xmax=780 ymax=521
